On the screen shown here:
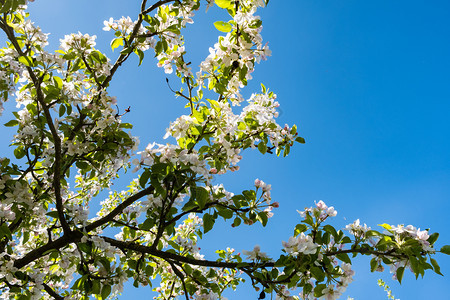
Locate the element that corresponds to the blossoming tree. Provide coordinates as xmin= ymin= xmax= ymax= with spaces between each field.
xmin=0 ymin=0 xmax=448 ymax=299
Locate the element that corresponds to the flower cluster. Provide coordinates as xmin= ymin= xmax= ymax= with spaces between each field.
xmin=389 ymin=224 xmax=434 ymax=253
xmin=298 ymin=200 xmax=337 ymax=221
xmin=344 ymin=219 xmax=371 ymax=238
xmin=197 ymin=1 xmax=270 ymax=102
xmin=133 ymin=142 xmax=210 ymax=179
xmin=60 ymin=32 xmax=97 ymax=53
xmin=282 ymin=232 xmax=318 ymax=256
xmin=242 ymin=245 xmax=271 ymax=261
xmin=151 ymin=1 xmax=200 ymax=77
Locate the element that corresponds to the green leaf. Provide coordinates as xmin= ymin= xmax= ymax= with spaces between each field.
xmin=232 ymin=217 xmax=241 ymax=227
xmin=11 ymin=0 xmax=26 ymax=12
xmin=120 ymin=47 xmax=133 ymax=55
xmin=195 ymin=187 xmax=209 ymax=209
xmin=376 ymin=235 xmax=393 ymax=248
xmin=379 ymin=223 xmax=392 ymax=230
xmin=313 ymin=283 xmax=327 ymax=297
xmin=59 ymin=104 xmax=66 ymax=117
xmin=133 ymin=279 xmax=139 ymax=288
xmin=71 ymin=276 xmax=86 ymax=291
xmin=427 ymin=232 xmax=439 ymax=245
xmin=302 ymin=213 xmax=314 ymax=226
xmin=249 ymin=19 xmax=262 ymax=29
xmin=203 ymin=213 xmax=214 ymax=233
xmin=155 ymin=41 xmax=164 ymax=55
xmin=119 ymin=123 xmax=133 ymax=129
xmin=440 ymin=245 xmax=450 ymax=255
xmin=257 ymin=211 xmax=268 ymax=226
xmin=91 ymin=279 xmax=101 ymax=295
xmin=310 ymin=267 xmax=325 ymax=282
xmin=165 ymin=24 xmax=180 ymax=34
xmin=14 ymin=147 xmax=25 ymax=159
xmin=182 ymin=198 xmax=197 ymax=212
xmin=261 ymin=83 xmax=267 ymax=93
xmin=370 ymin=257 xmax=378 ymax=272
xmin=295 ymin=136 xmax=306 ymax=144
xmin=0 ymin=1 xmax=13 ymax=14
xmin=101 ymin=285 xmax=111 ymax=299
xmin=213 ymin=21 xmax=232 ymax=32
xmin=396 ymin=266 xmax=405 ymax=283
xmin=78 ymin=243 xmax=92 ymax=254
xmin=336 ymin=253 xmax=351 ymax=264
xmin=341 ymin=236 xmax=352 ymax=244
xmin=139 ymin=169 xmax=150 ymax=188
xmin=53 ymin=76 xmax=63 ymax=89
xmin=0 ymin=223 xmax=12 ymax=240
xmin=257 ymin=142 xmax=267 ymax=154
xmin=323 ymin=225 xmax=338 ymax=239
xmin=430 ymin=258 xmax=443 ymax=276
xmin=111 ymin=37 xmax=124 ymax=51
xmin=409 ymin=256 xmax=419 ymax=278
xmin=140 ymin=218 xmax=155 ymax=230
xmin=216 ymin=207 xmax=233 ymax=219
xmin=75 ymin=160 xmax=89 ymax=170
xmin=135 ymin=49 xmax=145 ymax=66
xmin=46 ymin=211 xmax=59 ymax=219
xmin=294 ymin=224 xmax=308 ymax=236
xmin=242 ymin=190 xmax=256 ymax=201
xmin=18 ymin=55 xmax=35 ymax=67
xmin=4 ymin=119 xmax=18 ymax=127
xmin=215 ymin=0 xmax=233 ymax=9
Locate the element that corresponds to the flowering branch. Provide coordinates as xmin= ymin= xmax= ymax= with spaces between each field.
xmin=0 ymin=1 xmax=447 ymax=299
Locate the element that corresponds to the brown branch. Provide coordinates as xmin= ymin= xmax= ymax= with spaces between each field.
xmin=112 ymin=219 xmax=156 ymax=234
xmin=101 ymin=236 xmax=274 ymax=269
xmin=135 ymin=32 xmax=160 ymax=39
xmin=143 ymin=0 xmax=175 ymax=14
xmin=325 ymin=247 xmax=405 ymax=259
xmin=165 ymin=259 xmax=189 ymax=300
xmin=81 ymin=55 xmax=101 ymax=86
xmin=13 ymin=231 xmax=81 ymax=269
xmin=43 ymin=283 xmax=64 ymax=300
xmin=0 ymin=15 xmax=70 ymax=234
xmin=84 ymin=186 xmax=155 ymax=232
xmin=13 ymin=185 xmax=154 ymax=270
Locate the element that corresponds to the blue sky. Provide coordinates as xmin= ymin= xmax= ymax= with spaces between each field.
xmin=1 ymin=0 xmax=449 ymax=299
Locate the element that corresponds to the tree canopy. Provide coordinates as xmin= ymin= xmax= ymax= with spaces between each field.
xmin=0 ymin=0 xmax=448 ymax=299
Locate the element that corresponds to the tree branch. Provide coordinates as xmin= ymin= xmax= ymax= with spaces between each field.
xmin=101 ymin=236 xmax=274 ymax=269
xmin=84 ymin=186 xmax=155 ymax=232
xmin=0 ymin=15 xmax=70 ymax=234
xmin=43 ymin=283 xmax=64 ymax=300
xmin=325 ymin=247 xmax=405 ymax=259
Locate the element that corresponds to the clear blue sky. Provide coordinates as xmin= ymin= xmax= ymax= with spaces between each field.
xmin=1 ymin=0 xmax=449 ymax=299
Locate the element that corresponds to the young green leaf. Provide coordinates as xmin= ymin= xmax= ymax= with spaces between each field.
xmin=213 ymin=21 xmax=232 ymax=32
xmin=4 ymin=120 xmax=18 ymax=127
xmin=396 ymin=266 xmax=405 ymax=283
xmin=203 ymin=213 xmax=215 ymax=233
xmin=111 ymin=37 xmax=124 ymax=51
xmin=257 ymin=142 xmax=267 ymax=154
xmin=195 ymin=187 xmax=209 ymax=209
xmin=18 ymin=55 xmax=36 ymax=67
xmin=430 ymin=258 xmax=443 ymax=276
xmin=440 ymin=245 xmax=450 ymax=255
xmin=215 ymin=0 xmax=233 ymax=9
